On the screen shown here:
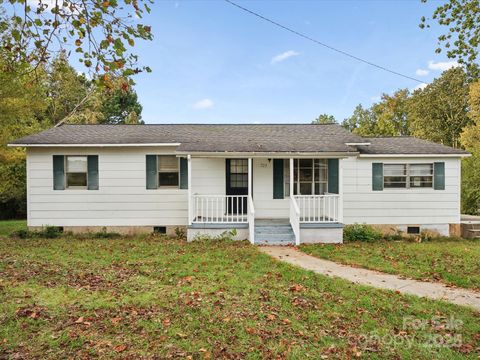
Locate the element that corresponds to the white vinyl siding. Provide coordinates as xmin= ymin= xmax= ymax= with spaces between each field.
xmin=27 ymin=146 xmax=187 ymax=227
xmin=342 ymin=156 xmax=460 ymax=225
xmin=190 ymin=157 xmax=225 ymax=195
xmin=253 ymin=158 xmax=289 ymax=218
xmin=27 ymin=148 xmax=462 ymax=228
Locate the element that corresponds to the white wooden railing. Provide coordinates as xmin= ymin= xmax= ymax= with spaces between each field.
xmin=294 ymin=194 xmax=340 ymax=223
xmin=289 ymin=196 xmax=300 ymax=245
xmin=192 ymin=195 xmax=248 ymax=223
xmin=247 ymin=195 xmax=255 ymax=244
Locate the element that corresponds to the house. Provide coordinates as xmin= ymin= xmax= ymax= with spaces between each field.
xmin=9 ymin=124 xmax=470 ymax=244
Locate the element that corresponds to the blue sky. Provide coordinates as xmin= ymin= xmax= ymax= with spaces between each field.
xmin=132 ymin=0 xmax=458 ymax=124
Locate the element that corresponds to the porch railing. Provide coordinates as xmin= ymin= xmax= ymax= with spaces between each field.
xmin=289 ymin=196 xmax=300 ymax=245
xmin=294 ymin=194 xmax=340 ymax=223
xmin=247 ymin=195 xmax=255 ymax=244
xmin=192 ymin=195 xmax=248 ymax=223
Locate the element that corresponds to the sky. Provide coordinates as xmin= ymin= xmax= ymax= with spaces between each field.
xmin=129 ymin=0 xmax=459 ymax=124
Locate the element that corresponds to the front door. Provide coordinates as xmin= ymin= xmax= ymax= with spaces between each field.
xmin=226 ymin=159 xmax=248 ymax=215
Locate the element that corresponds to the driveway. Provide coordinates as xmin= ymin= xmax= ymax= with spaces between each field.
xmin=260 ymin=246 xmax=480 ymax=311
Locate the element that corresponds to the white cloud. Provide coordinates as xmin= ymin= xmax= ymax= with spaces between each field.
xmin=193 ymin=98 xmax=214 ymax=110
xmin=427 ymin=60 xmax=459 ymax=71
xmin=271 ymin=50 xmax=300 ymax=64
xmin=415 ymin=68 xmax=429 ymax=76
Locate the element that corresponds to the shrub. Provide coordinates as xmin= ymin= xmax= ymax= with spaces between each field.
xmin=174 ymin=227 xmax=186 ymax=239
xmin=93 ymin=227 xmax=121 ymax=239
xmin=10 ymin=226 xmax=63 ymax=239
xmin=10 ymin=229 xmax=30 ymax=239
xmin=41 ymin=226 xmax=63 ymax=238
xmin=343 ymin=224 xmax=382 ymax=242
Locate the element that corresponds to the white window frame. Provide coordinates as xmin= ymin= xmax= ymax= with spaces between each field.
xmin=157 ymin=155 xmax=180 ymax=188
xmin=383 ymin=163 xmax=434 ymax=189
xmin=65 ymin=155 xmax=88 ymax=189
xmin=284 ymin=159 xmax=328 ymax=197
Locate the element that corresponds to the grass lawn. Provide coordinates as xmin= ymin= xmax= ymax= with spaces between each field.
xmin=0 ymin=220 xmax=27 ymax=236
xmin=0 ymin=233 xmax=479 ymax=359
xmin=300 ymin=238 xmax=480 ymax=290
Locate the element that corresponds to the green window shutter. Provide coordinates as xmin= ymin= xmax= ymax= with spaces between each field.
xmin=87 ymin=155 xmax=99 ymax=190
xmin=53 ymin=155 xmax=65 ymax=190
xmin=372 ymin=163 xmax=383 ymax=191
xmin=146 ymin=155 xmax=157 ymax=189
xmin=179 ymin=157 xmax=188 ymax=189
xmin=434 ymin=162 xmax=445 ymax=190
xmin=327 ymin=159 xmax=339 ymax=194
xmin=273 ymin=159 xmax=284 ymax=199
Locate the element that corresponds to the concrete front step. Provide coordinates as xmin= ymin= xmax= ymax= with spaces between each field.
xmin=254 ymin=226 xmax=293 ymax=234
xmin=254 ymin=221 xmax=295 ymax=245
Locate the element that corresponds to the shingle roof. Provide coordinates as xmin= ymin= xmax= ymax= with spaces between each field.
xmin=358 ymin=137 xmax=469 ymax=155
xmin=9 ymin=124 xmax=364 ymax=153
xmin=9 ymin=124 xmax=469 ymax=155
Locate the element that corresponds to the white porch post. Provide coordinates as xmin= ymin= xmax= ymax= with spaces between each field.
xmin=289 ymin=158 xmax=294 ymax=197
xmin=187 ymin=154 xmax=192 ymax=225
xmin=248 ymin=158 xmax=252 ymax=196
xmin=338 ymin=158 xmax=344 ymax=223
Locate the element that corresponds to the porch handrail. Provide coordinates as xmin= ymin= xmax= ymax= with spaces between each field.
xmin=294 ymin=194 xmax=339 ymax=223
xmin=247 ymin=195 xmax=255 ymax=244
xmin=192 ymin=194 xmax=248 ymax=223
xmin=289 ymin=196 xmax=300 ymax=245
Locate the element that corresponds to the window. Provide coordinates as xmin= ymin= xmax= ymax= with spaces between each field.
xmin=409 ymin=164 xmax=433 ymax=188
xmin=384 ymin=163 xmax=433 ymax=189
xmin=284 ymin=159 xmax=328 ymax=196
xmin=229 ymin=159 xmax=248 ymax=188
xmin=383 ymin=164 xmax=407 ymax=188
xmin=66 ymin=156 xmax=88 ymax=188
xmin=158 ymin=155 xmax=179 ymax=187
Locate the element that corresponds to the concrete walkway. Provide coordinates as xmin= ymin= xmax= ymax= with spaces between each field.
xmin=260 ymin=246 xmax=480 ymax=311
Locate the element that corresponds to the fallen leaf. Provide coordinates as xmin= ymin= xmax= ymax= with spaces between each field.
xmin=114 ymin=344 xmax=127 ymax=353
xmin=110 ymin=317 xmax=122 ymax=325
xmin=267 ymin=314 xmax=276 ymax=321
xmin=289 ymin=284 xmax=305 ymax=292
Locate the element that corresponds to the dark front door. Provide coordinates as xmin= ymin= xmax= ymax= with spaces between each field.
xmin=226 ymin=159 xmax=248 ymax=215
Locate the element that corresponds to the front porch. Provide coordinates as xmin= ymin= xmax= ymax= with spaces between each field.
xmin=185 ymin=156 xmax=344 ymax=244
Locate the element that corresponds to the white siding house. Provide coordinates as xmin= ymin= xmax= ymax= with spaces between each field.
xmin=11 ymin=124 xmax=469 ymax=244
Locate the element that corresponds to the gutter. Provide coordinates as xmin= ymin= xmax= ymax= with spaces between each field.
xmin=7 ymin=143 xmax=181 ymax=148
xmin=358 ymin=153 xmax=471 ymax=158
xmin=174 ymin=151 xmax=360 ymax=158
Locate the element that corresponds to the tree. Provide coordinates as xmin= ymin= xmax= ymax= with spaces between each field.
xmin=0 ymin=56 xmax=48 ymax=219
xmin=44 ymin=54 xmax=103 ymax=125
xmin=460 ymin=80 xmax=480 ymax=214
xmin=408 ymin=67 xmax=471 ymax=148
xmin=371 ymin=89 xmax=410 ymax=136
xmin=420 ymin=0 xmax=480 ymax=75
xmin=341 ymin=104 xmax=378 ymax=136
xmin=100 ymin=81 xmax=143 ymax=124
xmin=312 ymin=114 xmax=336 ymax=124
xmin=41 ymin=54 xmax=143 ymax=125
xmin=0 ymin=0 xmax=153 ymax=81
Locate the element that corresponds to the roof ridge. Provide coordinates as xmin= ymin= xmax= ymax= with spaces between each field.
xmin=60 ymin=123 xmax=341 ymax=126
